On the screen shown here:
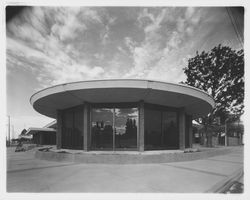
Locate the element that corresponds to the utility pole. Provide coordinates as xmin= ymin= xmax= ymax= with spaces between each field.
xmin=12 ymin=125 xmax=15 ymax=140
xmin=237 ymin=118 xmax=242 ymax=145
xmin=225 ymin=118 xmax=229 ymax=147
xmin=8 ymin=115 xmax=10 ymax=147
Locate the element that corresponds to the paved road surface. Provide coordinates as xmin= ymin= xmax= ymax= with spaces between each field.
xmin=7 ymin=146 xmax=243 ymax=193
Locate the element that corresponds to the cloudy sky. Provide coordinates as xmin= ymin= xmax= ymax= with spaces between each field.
xmin=6 ymin=7 xmax=244 ymax=138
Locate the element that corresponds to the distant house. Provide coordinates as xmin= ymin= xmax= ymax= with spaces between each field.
xmin=192 ymin=120 xmax=244 ymax=146
xmin=18 ymin=128 xmax=32 ymax=141
xmin=26 ymin=120 xmax=57 ymax=145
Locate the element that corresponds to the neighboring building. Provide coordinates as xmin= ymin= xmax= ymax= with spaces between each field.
xmin=43 ymin=120 xmax=57 ymax=129
xmin=18 ymin=134 xmax=32 ymax=140
xmin=18 ymin=128 xmax=32 ymax=141
xmin=192 ymin=122 xmax=202 ymax=144
xmin=194 ymin=120 xmax=244 ymax=147
xmin=26 ymin=120 xmax=57 ymax=145
xmin=30 ymin=79 xmax=214 ymax=151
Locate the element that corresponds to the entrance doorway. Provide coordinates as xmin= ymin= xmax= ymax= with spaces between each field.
xmin=91 ymin=106 xmax=138 ymax=151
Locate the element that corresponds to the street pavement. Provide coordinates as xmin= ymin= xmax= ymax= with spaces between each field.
xmin=6 ymin=146 xmax=243 ymax=193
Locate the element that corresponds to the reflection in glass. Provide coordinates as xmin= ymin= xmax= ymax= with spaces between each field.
xmin=115 ymin=108 xmax=138 ymax=150
xmin=91 ymin=107 xmax=138 ymax=150
xmin=162 ymin=111 xmax=178 ymax=149
xmin=91 ymin=108 xmax=113 ymax=150
xmin=145 ymin=109 xmax=162 ymax=150
xmin=62 ymin=107 xmax=83 ymax=149
xmin=145 ymin=108 xmax=178 ymax=150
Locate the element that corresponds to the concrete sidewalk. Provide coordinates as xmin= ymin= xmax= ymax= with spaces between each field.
xmin=7 ymin=146 xmax=243 ymax=193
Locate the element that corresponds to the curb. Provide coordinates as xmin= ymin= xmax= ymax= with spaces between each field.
xmin=205 ymin=167 xmax=243 ymax=193
xmin=35 ymin=147 xmax=235 ymax=164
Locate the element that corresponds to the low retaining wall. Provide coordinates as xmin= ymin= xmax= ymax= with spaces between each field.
xmin=212 ymin=136 xmax=219 ymax=146
xmin=35 ymin=147 xmax=235 ymax=164
xmin=201 ymin=136 xmax=243 ymax=147
xmin=228 ymin=137 xmax=242 ymax=146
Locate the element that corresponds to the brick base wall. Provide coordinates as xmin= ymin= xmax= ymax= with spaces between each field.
xmin=228 ymin=137 xmax=242 ymax=146
xmin=212 ymin=136 xmax=219 ymax=146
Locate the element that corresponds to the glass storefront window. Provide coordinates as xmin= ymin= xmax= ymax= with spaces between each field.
xmin=115 ymin=108 xmax=138 ymax=150
xmin=91 ymin=106 xmax=138 ymax=150
xmin=61 ymin=103 xmax=179 ymax=151
xmin=62 ymin=107 xmax=83 ymax=149
xmin=145 ymin=109 xmax=162 ymax=150
xmin=91 ymin=108 xmax=114 ymax=150
xmin=145 ymin=106 xmax=178 ymax=150
xmin=162 ymin=111 xmax=178 ymax=149
xmin=74 ymin=108 xmax=84 ymax=149
xmin=62 ymin=109 xmax=73 ymax=149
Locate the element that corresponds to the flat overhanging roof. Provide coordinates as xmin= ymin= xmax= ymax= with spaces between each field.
xmin=43 ymin=120 xmax=57 ymax=129
xmin=30 ymin=79 xmax=215 ymax=119
xmin=19 ymin=135 xmax=32 ymax=139
xmin=26 ymin=127 xmax=56 ymax=135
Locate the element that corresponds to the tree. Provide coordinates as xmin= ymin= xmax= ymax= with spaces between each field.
xmin=183 ymin=44 xmax=244 ymax=146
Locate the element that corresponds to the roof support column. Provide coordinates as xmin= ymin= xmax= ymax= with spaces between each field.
xmin=39 ymin=133 xmax=43 ymax=145
xmin=139 ymin=100 xmax=145 ymax=152
xmin=188 ymin=115 xmax=193 ymax=148
xmin=179 ymin=107 xmax=185 ymax=150
xmin=83 ymin=102 xmax=90 ymax=151
xmin=56 ymin=110 xmax=62 ymax=149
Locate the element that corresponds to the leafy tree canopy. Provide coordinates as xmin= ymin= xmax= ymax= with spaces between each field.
xmin=183 ymin=44 xmax=244 ymax=124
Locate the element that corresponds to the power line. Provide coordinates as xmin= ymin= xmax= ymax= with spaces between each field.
xmin=229 ymin=8 xmax=243 ymax=46
xmin=8 ymin=115 xmax=11 ymax=147
xmin=225 ymin=7 xmax=244 ymax=49
xmin=231 ymin=8 xmax=244 ymax=41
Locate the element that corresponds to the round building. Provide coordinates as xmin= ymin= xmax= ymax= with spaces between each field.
xmin=30 ymin=79 xmax=214 ymax=151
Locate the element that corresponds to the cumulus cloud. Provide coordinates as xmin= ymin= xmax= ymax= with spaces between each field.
xmin=124 ymin=8 xmax=167 ymax=78
xmin=185 ymin=7 xmax=195 ymax=19
xmin=168 ymin=31 xmax=182 ymax=49
xmin=100 ymin=16 xmax=116 ymax=45
xmin=124 ymin=7 xmax=204 ymax=82
xmin=7 ymin=7 xmax=206 ymax=89
xmin=49 ymin=7 xmax=102 ymax=42
xmin=7 ymin=7 xmax=108 ymax=88
xmin=48 ymin=63 xmax=104 ymax=85
xmin=51 ymin=11 xmax=86 ymax=41
xmin=7 ymin=6 xmax=239 ymax=88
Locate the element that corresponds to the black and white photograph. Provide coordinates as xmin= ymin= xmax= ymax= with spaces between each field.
xmin=1 ymin=0 xmax=247 ymax=199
